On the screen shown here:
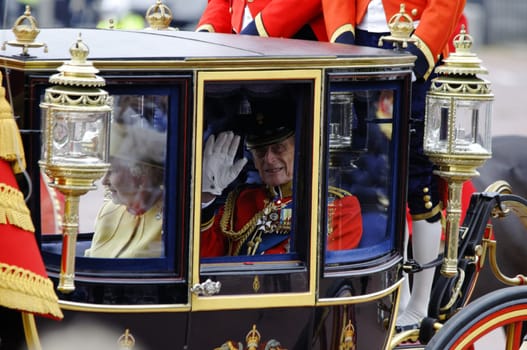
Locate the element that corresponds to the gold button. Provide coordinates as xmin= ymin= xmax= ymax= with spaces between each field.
xmin=425 ymin=202 xmax=433 ymax=209
xmin=423 ymin=187 xmax=429 ymax=193
xmin=423 ymin=195 xmax=431 ymax=202
xmin=411 ymin=9 xmax=418 ymax=16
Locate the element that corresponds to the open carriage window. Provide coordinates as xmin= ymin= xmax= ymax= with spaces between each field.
xmin=199 ymin=81 xmax=313 ymax=261
xmin=195 ymin=71 xmax=320 ymax=299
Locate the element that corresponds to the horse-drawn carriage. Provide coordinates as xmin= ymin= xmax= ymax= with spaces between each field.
xmin=1 ymin=3 xmax=527 ymax=350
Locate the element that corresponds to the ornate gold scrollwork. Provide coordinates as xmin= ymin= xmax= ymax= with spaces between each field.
xmin=488 ymin=239 xmax=527 ymax=286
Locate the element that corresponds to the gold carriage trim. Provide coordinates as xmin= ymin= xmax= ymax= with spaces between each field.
xmin=0 ymin=85 xmax=26 ymax=174
xmin=0 ymin=262 xmax=63 ymax=319
xmin=0 ymin=183 xmax=35 ymax=232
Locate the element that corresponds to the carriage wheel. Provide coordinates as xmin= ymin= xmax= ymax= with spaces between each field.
xmin=426 ymin=286 xmax=527 ymax=350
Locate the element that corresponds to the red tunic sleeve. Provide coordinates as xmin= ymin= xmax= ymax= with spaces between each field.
xmin=196 ymin=0 xmax=233 ymax=33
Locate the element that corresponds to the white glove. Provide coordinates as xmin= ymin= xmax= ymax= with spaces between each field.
xmin=202 ymin=131 xmax=248 ymax=196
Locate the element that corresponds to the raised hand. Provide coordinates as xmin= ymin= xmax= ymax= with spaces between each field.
xmin=202 ymin=131 xmax=248 ymax=196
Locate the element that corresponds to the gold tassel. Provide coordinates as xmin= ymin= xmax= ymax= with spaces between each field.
xmin=0 ymin=80 xmax=26 ymax=174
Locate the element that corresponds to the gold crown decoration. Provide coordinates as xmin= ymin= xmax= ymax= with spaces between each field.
xmin=1 ymin=5 xmax=48 ymax=56
xmin=378 ymin=4 xmax=417 ymax=49
xmin=339 ymin=320 xmax=356 ymax=350
xmin=246 ymin=324 xmax=261 ymax=350
xmin=215 ymin=324 xmax=287 ymax=350
xmin=145 ymin=0 xmax=178 ymax=31
xmin=118 ymin=328 xmax=136 ymax=349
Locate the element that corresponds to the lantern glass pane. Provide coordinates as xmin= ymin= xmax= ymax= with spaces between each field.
xmin=329 ymin=92 xmax=354 ymax=148
xmin=424 ymin=96 xmax=450 ymax=153
xmin=46 ymin=110 xmax=110 ymax=165
xmin=453 ymin=99 xmax=492 ymax=154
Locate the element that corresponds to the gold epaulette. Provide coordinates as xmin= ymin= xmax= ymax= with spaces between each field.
xmin=329 ymin=186 xmax=352 ymax=199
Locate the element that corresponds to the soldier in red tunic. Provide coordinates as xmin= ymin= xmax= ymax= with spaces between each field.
xmin=200 ymin=96 xmax=362 ymax=257
xmin=321 ymin=0 xmax=467 ymax=331
xmin=196 ymin=0 xmax=328 ymax=41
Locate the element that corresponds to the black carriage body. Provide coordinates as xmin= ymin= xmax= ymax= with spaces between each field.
xmin=0 ymin=28 xmax=414 ymax=349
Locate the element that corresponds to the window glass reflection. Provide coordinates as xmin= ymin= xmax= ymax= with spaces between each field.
xmin=84 ymin=95 xmax=168 ymax=258
xmin=326 ymin=89 xmax=393 ymax=256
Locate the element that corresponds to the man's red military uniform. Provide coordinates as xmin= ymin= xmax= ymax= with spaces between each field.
xmin=200 ymin=182 xmax=362 ymax=257
xmin=196 ymin=0 xmax=328 ymax=41
xmin=322 ymin=0 xmax=466 ymax=80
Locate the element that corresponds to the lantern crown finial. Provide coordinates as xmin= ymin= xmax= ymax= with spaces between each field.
xmin=49 ymin=33 xmax=106 ymax=87
xmin=452 ymin=25 xmax=473 ymax=53
xmin=69 ymin=33 xmax=90 ymax=63
xmin=435 ymin=25 xmax=487 ymax=77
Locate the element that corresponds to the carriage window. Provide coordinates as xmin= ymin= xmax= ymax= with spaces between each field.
xmin=325 ymin=89 xmax=394 ymax=262
xmin=41 ymin=94 xmax=168 ymax=259
xmin=199 ymin=81 xmax=313 ymax=261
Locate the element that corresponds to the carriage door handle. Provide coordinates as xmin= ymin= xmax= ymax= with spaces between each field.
xmin=190 ymin=278 xmax=221 ymax=296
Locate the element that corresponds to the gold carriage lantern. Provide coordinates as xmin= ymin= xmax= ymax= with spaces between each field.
xmin=39 ymin=33 xmax=112 ymax=293
xmin=423 ymin=26 xmax=493 ymax=277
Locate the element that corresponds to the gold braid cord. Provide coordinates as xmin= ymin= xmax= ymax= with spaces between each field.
xmin=219 ymin=187 xmax=290 ymax=256
xmin=0 ymin=183 xmax=34 ymax=232
xmin=220 ymin=188 xmax=269 ymax=242
xmin=0 ymin=262 xmax=63 ymax=319
xmin=0 ymin=84 xmax=26 ymax=174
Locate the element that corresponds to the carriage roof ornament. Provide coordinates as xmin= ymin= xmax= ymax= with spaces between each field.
xmin=378 ymin=4 xmax=417 ymax=49
xmin=1 ymin=5 xmax=48 ymax=56
xmin=145 ymin=0 xmax=178 ymax=31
